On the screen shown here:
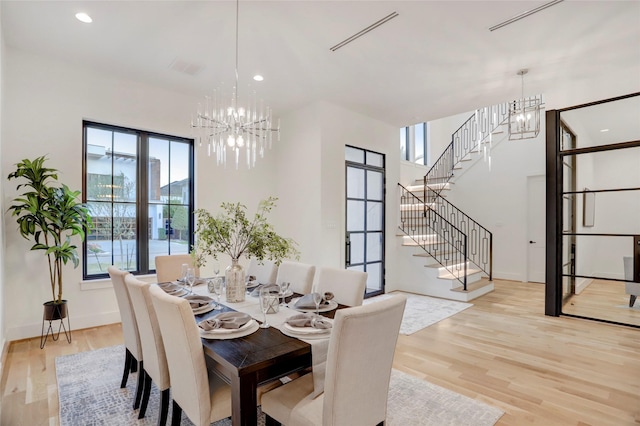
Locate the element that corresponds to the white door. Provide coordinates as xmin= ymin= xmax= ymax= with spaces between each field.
xmin=527 ymin=175 xmax=546 ymax=283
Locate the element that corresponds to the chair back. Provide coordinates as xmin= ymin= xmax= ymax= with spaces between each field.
xmin=149 ymin=285 xmax=211 ymax=425
xmin=275 ymin=261 xmax=315 ymax=295
xmin=108 ymin=265 xmax=142 ymax=360
xmin=247 ymin=258 xmax=278 ymax=284
xmin=323 ymin=294 xmax=406 ymax=426
xmin=315 ymin=267 xmax=367 ymax=306
xmin=155 ymin=254 xmax=199 ymax=283
xmin=125 ymin=275 xmax=169 ymax=391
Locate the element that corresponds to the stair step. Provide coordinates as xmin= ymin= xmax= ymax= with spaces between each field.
xmin=438 ymin=267 xmax=482 ymax=280
xmin=412 ymin=251 xmax=457 ymax=258
xmin=407 ymin=182 xmax=452 ymax=192
xmin=426 ymin=261 xmax=470 ymax=269
xmin=451 ymin=279 xmax=493 ymax=293
xmin=401 ymin=235 xmax=442 ymax=246
xmin=400 ymin=203 xmax=436 ymax=211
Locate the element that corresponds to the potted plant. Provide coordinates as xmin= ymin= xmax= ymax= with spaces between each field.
xmin=194 ymin=197 xmax=299 ymax=302
xmin=7 ymin=156 xmax=93 ymax=323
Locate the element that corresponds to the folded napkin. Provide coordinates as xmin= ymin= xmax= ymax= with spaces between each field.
xmin=184 ymin=295 xmax=213 ymax=309
xmin=294 ymin=293 xmax=330 ymax=309
xmin=198 ymin=312 xmax=252 ymax=331
xmin=286 ymin=313 xmax=332 ymax=330
xmin=250 ymin=283 xmax=279 ymax=297
xmin=158 ymin=282 xmax=181 ymax=293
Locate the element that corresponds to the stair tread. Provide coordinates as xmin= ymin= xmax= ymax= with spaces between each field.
xmin=451 ymin=280 xmax=493 ymax=292
xmin=438 ymin=267 xmax=482 ymax=280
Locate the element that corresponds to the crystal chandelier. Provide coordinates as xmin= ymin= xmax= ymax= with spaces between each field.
xmin=508 ymin=69 xmax=541 ymax=140
xmin=191 ymin=0 xmax=279 ymax=169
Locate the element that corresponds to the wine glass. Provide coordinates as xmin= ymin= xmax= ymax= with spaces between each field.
xmin=259 ymin=286 xmax=271 ymax=328
xmin=279 ymin=281 xmax=290 ymax=306
xmin=312 ymin=292 xmax=323 ymax=318
xmin=212 ymin=260 xmax=220 ymax=277
xmin=180 ymin=263 xmax=189 ymax=283
xmin=213 ymin=277 xmax=224 ymax=310
xmin=185 ymin=267 xmax=196 ymax=294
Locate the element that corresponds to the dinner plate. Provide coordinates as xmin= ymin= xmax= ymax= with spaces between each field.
xmin=160 ymin=284 xmax=188 ymax=297
xmin=192 ymin=302 xmax=216 ymax=315
xmin=281 ymin=326 xmax=332 ymax=340
xmin=283 ymin=320 xmax=332 ymax=335
xmin=245 ymin=281 xmax=260 ymax=289
xmin=289 ymin=299 xmax=338 ymax=313
xmin=199 ymin=320 xmax=259 ymax=340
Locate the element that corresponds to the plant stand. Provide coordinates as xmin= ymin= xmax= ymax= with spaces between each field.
xmin=40 ymin=301 xmax=71 ymax=349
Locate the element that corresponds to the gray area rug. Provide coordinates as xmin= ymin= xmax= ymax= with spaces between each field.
xmin=364 ymin=292 xmax=473 ymax=335
xmin=56 ymin=345 xmax=503 ymax=426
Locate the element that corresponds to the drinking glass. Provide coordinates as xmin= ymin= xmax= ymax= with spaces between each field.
xmin=312 ymin=292 xmax=323 ymax=318
xmin=180 ymin=263 xmax=189 ymax=283
xmin=212 ymin=260 xmax=220 ymax=277
xmin=186 ymin=267 xmax=196 ymax=294
xmin=213 ymin=278 xmax=223 ymax=310
xmin=279 ymin=281 xmax=291 ymax=306
xmin=259 ymin=287 xmax=270 ymax=328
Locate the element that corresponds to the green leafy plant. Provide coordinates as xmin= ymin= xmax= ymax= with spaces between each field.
xmin=7 ymin=156 xmax=93 ymax=304
xmin=194 ymin=197 xmax=299 ymax=265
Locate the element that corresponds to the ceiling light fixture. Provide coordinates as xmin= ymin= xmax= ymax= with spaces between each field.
xmin=191 ymin=0 xmax=279 ymax=169
xmin=253 ymin=75 xmax=264 ymax=82
xmin=600 ymin=128 xmax=610 ymax=132
xmin=75 ymin=12 xmax=92 ymax=23
xmin=508 ymin=69 xmax=542 ymax=141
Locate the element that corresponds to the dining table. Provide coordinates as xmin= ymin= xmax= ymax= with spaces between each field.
xmin=188 ymin=282 xmax=343 ymax=426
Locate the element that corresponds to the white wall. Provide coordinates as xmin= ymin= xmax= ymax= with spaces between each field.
xmin=1 ymin=48 xmax=275 ymax=340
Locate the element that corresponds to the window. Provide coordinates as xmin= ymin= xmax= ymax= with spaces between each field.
xmin=83 ymin=121 xmax=194 ymax=279
xmin=400 ymin=122 xmax=429 ymax=165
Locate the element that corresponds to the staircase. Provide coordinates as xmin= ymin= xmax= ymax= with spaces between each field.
xmin=397 ymin=102 xmax=512 ymax=301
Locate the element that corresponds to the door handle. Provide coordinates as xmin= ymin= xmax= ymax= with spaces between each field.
xmin=529 ymin=240 xmax=536 ymax=244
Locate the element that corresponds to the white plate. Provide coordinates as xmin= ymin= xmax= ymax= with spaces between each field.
xmin=199 ymin=320 xmax=259 ymax=340
xmin=192 ymin=302 xmax=216 ymax=315
xmin=281 ymin=326 xmax=331 ymax=340
xmin=283 ymin=320 xmax=332 ymax=335
xmin=289 ymin=299 xmax=338 ymax=313
xmin=245 ymin=281 xmax=260 ymax=289
xmin=165 ymin=287 xmax=188 ymax=297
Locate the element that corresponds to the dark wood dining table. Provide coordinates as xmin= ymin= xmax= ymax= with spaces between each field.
xmin=196 ymin=295 xmax=342 ymax=426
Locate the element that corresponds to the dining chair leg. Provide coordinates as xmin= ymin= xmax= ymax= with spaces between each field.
xmin=170 ymin=400 xmax=182 ymax=426
xmin=265 ymin=414 xmax=281 ymax=426
xmin=121 ymin=349 xmax=133 ymax=388
xmin=133 ymin=360 xmax=145 ymax=410
xmin=158 ymin=388 xmax=170 ymax=426
xmin=138 ymin=370 xmax=152 ymax=419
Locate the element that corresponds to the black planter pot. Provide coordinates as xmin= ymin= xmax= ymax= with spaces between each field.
xmin=43 ymin=300 xmax=68 ymax=320
xmin=41 ymin=300 xmax=71 ymax=348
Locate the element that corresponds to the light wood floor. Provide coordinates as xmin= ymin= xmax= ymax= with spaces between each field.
xmin=1 ymin=279 xmax=639 ymax=425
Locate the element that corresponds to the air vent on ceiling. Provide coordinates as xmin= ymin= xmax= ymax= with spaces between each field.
xmin=329 ymin=11 xmax=399 ymax=52
xmin=169 ymin=58 xmax=204 ymax=76
xmin=489 ymin=0 xmax=564 ymax=31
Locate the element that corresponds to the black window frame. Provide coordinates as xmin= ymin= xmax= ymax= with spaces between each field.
xmin=82 ymin=121 xmax=195 ymax=280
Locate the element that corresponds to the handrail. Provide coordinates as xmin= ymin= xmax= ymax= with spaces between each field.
xmin=398 ymin=183 xmax=469 ymax=290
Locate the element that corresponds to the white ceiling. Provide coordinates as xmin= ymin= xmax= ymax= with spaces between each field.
xmin=2 ymin=0 xmax=640 ymax=127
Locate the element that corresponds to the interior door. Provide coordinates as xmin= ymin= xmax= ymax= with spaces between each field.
xmin=527 ymin=175 xmax=546 ymax=283
xmin=345 ymin=146 xmax=385 ymax=297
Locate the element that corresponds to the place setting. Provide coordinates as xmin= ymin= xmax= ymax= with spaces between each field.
xmin=157 ymin=281 xmax=188 ymax=297
xmin=197 ymin=312 xmax=259 ymax=340
xmin=185 ymin=294 xmax=218 ymax=315
xmin=281 ymin=312 xmax=333 ymax=340
xmin=289 ymin=291 xmax=338 ymax=313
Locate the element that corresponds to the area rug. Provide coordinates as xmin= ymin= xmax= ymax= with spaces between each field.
xmin=364 ymin=291 xmax=473 ymax=335
xmin=56 ymin=345 xmax=503 ymax=426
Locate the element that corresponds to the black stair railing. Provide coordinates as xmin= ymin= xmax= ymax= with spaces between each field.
xmin=399 ymin=184 xmax=469 ymax=290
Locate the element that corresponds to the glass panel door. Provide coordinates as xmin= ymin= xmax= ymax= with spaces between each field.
xmin=345 ymin=146 xmax=385 ymax=297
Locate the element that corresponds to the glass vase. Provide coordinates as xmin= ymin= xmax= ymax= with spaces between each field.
xmin=225 ymin=258 xmax=246 ymax=302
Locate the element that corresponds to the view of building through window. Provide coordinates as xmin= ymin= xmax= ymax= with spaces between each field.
xmin=400 ymin=122 xmax=429 ymax=165
xmin=83 ymin=122 xmax=194 ymax=278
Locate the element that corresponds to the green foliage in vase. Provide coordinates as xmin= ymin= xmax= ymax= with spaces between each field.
xmin=194 ymin=197 xmax=299 ymax=265
xmin=7 ymin=156 xmax=93 ymax=304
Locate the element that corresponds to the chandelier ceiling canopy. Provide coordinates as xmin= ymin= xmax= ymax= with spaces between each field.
xmin=191 ymin=0 xmax=279 ymax=169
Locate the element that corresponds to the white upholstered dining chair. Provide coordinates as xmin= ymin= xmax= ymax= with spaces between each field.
xmin=247 ymin=258 xmax=279 ymax=284
xmin=314 ymin=266 xmax=367 ymax=307
xmin=108 ymin=265 xmax=144 ymax=410
xmin=148 ymin=284 xmax=232 ymax=426
xmin=155 ymin=254 xmax=199 ymax=283
xmin=276 ymin=261 xmax=316 ymax=295
xmin=261 ymin=293 xmax=407 ymax=426
xmin=125 ymin=274 xmax=171 ymax=425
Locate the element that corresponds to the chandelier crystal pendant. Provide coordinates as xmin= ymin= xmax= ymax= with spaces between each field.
xmin=191 ymin=0 xmax=280 ymax=169
xmin=508 ymin=69 xmax=542 ymax=141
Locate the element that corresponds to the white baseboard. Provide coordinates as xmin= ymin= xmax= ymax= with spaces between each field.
xmin=6 ymin=311 xmax=121 ymax=342
xmin=575 ymin=277 xmax=593 ymax=294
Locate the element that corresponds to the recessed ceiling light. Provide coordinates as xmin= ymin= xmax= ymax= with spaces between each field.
xmin=75 ymin=12 xmax=93 ymax=23
xmin=253 ymin=75 xmax=264 ymax=82
xmin=600 ymin=128 xmax=610 ymax=132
